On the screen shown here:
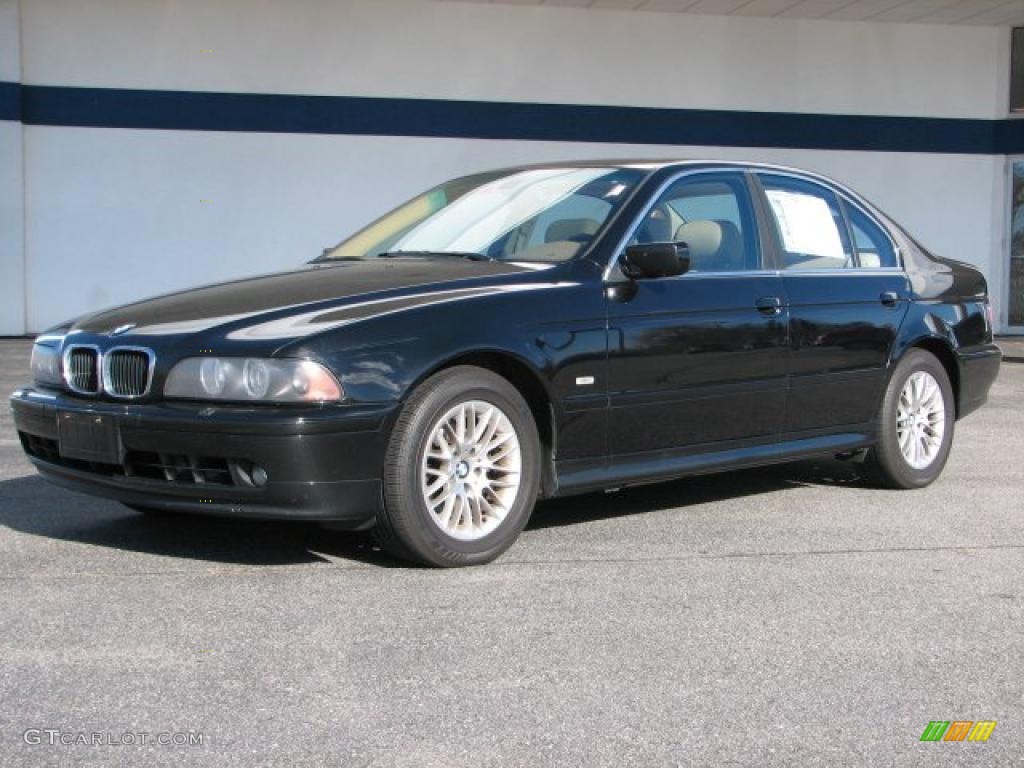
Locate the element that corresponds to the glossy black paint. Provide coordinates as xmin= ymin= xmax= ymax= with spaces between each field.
xmin=11 ymin=391 xmax=388 ymax=519
xmin=782 ymin=270 xmax=910 ymax=431
xmin=606 ymin=272 xmax=789 ymax=453
xmin=10 ymin=160 xmax=1001 ymax=523
xmin=621 ymin=242 xmax=690 ymax=279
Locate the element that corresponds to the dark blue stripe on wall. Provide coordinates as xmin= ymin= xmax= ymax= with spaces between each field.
xmin=3 ymin=81 xmax=1020 ymax=155
xmin=0 ymin=81 xmax=20 ymax=121
xmin=994 ymin=119 xmax=1024 ymax=155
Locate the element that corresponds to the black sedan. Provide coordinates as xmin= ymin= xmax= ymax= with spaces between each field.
xmin=11 ymin=161 xmax=1001 ymax=566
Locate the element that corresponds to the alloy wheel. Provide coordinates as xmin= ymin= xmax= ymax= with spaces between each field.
xmin=896 ymin=370 xmax=946 ymax=470
xmin=419 ymin=400 xmax=522 ymax=541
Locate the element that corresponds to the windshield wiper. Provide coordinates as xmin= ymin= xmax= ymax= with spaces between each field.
xmin=310 ymin=248 xmax=364 ymax=264
xmin=377 ymin=250 xmax=494 ymax=262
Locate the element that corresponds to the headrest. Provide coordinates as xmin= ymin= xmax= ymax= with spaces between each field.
xmin=675 ymin=220 xmax=725 ymax=260
xmin=675 ymin=219 xmax=745 ymax=271
xmin=636 ymin=209 xmax=672 ymax=243
xmin=544 ymin=218 xmax=600 ymax=243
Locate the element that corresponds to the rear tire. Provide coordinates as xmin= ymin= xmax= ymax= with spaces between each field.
xmin=863 ymin=348 xmax=955 ymax=489
xmin=374 ymin=366 xmax=541 ymax=567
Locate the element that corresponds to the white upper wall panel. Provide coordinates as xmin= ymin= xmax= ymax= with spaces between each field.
xmin=0 ymin=0 xmax=21 ymax=82
xmin=489 ymin=0 xmax=1024 ymax=26
xmin=0 ymin=1 xmax=23 ymax=335
xmin=19 ymin=0 xmax=1004 ymax=118
xmin=21 ymin=127 xmax=1004 ymax=332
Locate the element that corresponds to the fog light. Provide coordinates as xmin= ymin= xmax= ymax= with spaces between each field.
xmin=251 ymin=465 xmax=268 ymax=487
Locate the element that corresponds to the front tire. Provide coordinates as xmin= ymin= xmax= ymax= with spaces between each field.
xmin=864 ymin=348 xmax=955 ymax=489
xmin=374 ymin=366 xmax=541 ymax=567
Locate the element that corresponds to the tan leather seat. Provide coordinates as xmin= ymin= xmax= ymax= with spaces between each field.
xmin=674 ymin=219 xmax=745 ymax=272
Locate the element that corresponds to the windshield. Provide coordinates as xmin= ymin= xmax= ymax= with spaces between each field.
xmin=323 ymin=167 xmax=644 ymax=262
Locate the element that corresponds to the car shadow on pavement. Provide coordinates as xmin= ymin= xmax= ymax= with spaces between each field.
xmin=0 ymin=457 xmax=867 ymax=568
xmin=0 ymin=474 xmax=393 ymax=567
xmin=528 ymin=456 xmax=865 ymax=529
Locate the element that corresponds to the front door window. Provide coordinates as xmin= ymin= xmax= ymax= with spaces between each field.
xmin=630 ymin=175 xmax=761 ymax=272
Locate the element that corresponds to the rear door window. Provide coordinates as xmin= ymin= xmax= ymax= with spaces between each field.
xmin=758 ymin=175 xmax=854 ymax=271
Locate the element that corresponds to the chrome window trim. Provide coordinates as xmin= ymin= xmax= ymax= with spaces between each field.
xmin=62 ymin=344 xmax=103 ymax=395
xmin=102 ymin=346 xmax=157 ymax=400
xmin=775 ymin=267 xmax=904 ymax=276
xmin=601 ymin=163 xmax=908 ymax=281
xmin=643 ymin=269 xmax=779 ymax=279
xmin=622 ymin=266 xmax=905 ymax=283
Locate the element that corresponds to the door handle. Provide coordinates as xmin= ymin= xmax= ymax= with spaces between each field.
xmin=755 ymin=296 xmax=783 ymax=315
xmin=880 ymin=291 xmax=900 ymax=307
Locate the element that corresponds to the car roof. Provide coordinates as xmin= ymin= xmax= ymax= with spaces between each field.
xmin=479 ymin=158 xmax=892 ymax=243
xmin=458 ymin=159 xmax=878 ymax=224
xmin=482 ymin=158 xmax=843 ymax=183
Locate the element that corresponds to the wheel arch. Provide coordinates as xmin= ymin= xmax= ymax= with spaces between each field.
xmin=892 ymin=335 xmax=962 ymax=418
xmin=413 ymin=349 xmax=558 ymax=498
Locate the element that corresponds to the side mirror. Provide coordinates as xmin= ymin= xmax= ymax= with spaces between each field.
xmin=620 ymin=242 xmax=690 ymax=280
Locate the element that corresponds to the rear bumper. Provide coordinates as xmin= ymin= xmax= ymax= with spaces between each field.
xmin=958 ymin=343 xmax=1001 ymax=419
xmin=10 ymin=387 xmax=396 ymax=523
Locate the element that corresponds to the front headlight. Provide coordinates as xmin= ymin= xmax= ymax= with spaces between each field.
xmin=30 ymin=337 xmax=63 ymax=387
xmin=164 ymin=357 xmax=343 ymax=403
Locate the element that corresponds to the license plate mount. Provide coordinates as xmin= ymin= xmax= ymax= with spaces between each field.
xmin=57 ymin=411 xmax=122 ymax=465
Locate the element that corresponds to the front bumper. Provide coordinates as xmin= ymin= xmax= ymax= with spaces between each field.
xmin=10 ymin=387 xmax=396 ymax=523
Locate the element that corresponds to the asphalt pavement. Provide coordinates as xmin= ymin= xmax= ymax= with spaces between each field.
xmin=998 ymin=336 xmax=1024 ymax=362
xmin=0 ymin=337 xmax=1021 ymax=767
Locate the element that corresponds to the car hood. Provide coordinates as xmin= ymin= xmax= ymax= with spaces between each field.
xmin=70 ymin=258 xmax=553 ymax=343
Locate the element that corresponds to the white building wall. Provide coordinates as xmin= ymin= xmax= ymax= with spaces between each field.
xmin=3 ymin=0 xmax=1014 ymax=332
xmin=0 ymin=0 xmax=24 ymax=335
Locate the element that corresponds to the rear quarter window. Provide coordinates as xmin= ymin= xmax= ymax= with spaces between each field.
xmin=843 ymin=202 xmax=899 ymax=268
